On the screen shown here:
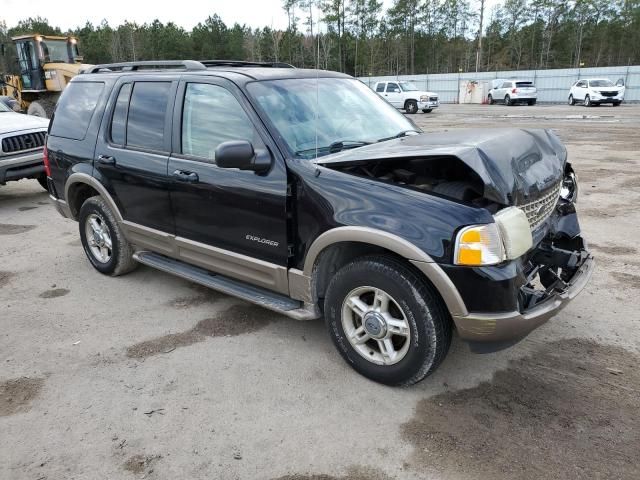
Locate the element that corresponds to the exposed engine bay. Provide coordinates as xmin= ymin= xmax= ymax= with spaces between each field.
xmin=325 ymin=156 xmax=502 ymax=211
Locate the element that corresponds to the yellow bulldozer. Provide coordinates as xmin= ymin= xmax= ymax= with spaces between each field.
xmin=0 ymin=34 xmax=90 ymax=118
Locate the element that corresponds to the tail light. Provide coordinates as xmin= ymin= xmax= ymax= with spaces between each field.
xmin=43 ymin=145 xmax=51 ymax=177
xmin=512 ymin=88 xmax=518 ymax=94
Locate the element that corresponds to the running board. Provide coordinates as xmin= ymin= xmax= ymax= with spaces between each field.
xmin=133 ymin=251 xmax=317 ymax=320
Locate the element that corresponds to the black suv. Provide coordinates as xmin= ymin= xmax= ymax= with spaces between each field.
xmin=45 ymin=60 xmax=593 ymax=386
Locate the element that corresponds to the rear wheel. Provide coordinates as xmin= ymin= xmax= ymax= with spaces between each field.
xmin=488 ymin=94 xmax=495 ymax=105
xmin=324 ymin=255 xmax=452 ymax=386
xmin=405 ymin=100 xmax=418 ymax=114
xmin=568 ymin=94 xmax=575 ymax=105
xmin=528 ymin=99 xmax=536 ymax=106
xmin=505 ymin=95 xmax=512 ymax=106
xmin=78 ymin=196 xmax=137 ymax=276
xmin=26 ymin=98 xmax=57 ymax=118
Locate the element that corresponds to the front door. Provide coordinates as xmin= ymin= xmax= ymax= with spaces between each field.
xmin=94 ymin=78 xmax=177 ymax=233
xmin=168 ymin=78 xmax=289 ymax=268
xmin=385 ymin=82 xmax=403 ymax=107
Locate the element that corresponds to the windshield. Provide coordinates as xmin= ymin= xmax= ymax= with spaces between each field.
xmin=589 ymin=79 xmax=614 ymax=87
xmin=247 ymin=78 xmax=418 ymax=159
xmin=399 ymin=81 xmax=419 ymax=91
xmin=0 ymin=102 xmax=11 ymax=112
xmin=41 ymin=39 xmax=71 ymax=63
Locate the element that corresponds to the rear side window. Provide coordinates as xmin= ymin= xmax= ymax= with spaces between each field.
xmin=375 ymin=83 xmax=385 ymax=92
xmin=501 ymin=82 xmax=512 ymax=88
xmin=50 ymin=82 xmax=104 ymax=140
xmin=126 ymin=82 xmax=171 ymax=151
xmin=110 ymin=83 xmax=132 ymax=145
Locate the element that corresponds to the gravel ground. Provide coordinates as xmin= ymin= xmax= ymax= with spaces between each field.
xmin=1 ymin=103 xmax=639 ymax=480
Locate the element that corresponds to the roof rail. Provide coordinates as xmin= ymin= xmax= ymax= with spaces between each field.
xmin=199 ymin=60 xmax=295 ymax=69
xmin=84 ymin=60 xmax=207 ymax=74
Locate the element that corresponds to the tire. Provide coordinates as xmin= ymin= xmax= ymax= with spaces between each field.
xmin=584 ymin=95 xmax=591 ymax=107
xmin=613 ymin=102 xmax=621 ymax=107
xmin=78 ymin=196 xmax=137 ymax=276
xmin=36 ymin=175 xmax=48 ymax=191
xmin=488 ymin=94 xmax=495 ymax=105
xmin=505 ymin=95 xmax=512 ymax=106
xmin=422 ymin=109 xmax=432 ymax=113
xmin=405 ymin=100 xmax=418 ymax=114
xmin=324 ymin=255 xmax=452 ymax=386
xmin=528 ymin=99 xmax=536 ymax=106
xmin=568 ymin=94 xmax=575 ymax=105
xmin=26 ymin=97 xmax=57 ymax=118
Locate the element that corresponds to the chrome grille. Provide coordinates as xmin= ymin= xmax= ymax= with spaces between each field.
xmin=1 ymin=132 xmax=46 ymax=154
xmin=519 ymin=182 xmax=561 ymax=230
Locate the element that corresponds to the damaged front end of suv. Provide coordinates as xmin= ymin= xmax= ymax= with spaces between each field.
xmin=315 ymin=128 xmax=594 ymax=352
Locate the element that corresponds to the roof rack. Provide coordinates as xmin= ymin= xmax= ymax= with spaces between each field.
xmin=84 ymin=60 xmax=207 ymax=74
xmin=199 ymin=60 xmax=295 ymax=69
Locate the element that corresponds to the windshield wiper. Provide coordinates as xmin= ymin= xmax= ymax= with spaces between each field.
xmin=296 ymin=140 xmax=372 ymax=157
xmin=377 ymin=130 xmax=420 ymax=143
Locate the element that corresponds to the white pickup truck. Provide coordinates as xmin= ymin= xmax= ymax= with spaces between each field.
xmin=374 ymin=81 xmax=439 ymax=114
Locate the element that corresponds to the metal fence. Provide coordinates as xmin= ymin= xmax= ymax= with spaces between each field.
xmin=358 ymin=65 xmax=640 ymax=103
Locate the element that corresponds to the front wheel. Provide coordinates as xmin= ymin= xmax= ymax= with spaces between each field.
xmin=79 ymin=196 xmax=137 ymax=276
xmin=324 ymin=255 xmax=452 ymax=386
xmin=422 ymin=109 xmax=432 ymax=113
xmin=405 ymin=100 xmax=418 ymax=114
xmin=584 ymin=95 xmax=591 ymax=107
xmin=568 ymin=94 xmax=575 ymax=105
xmin=36 ymin=175 xmax=48 ymax=191
xmin=613 ymin=101 xmax=621 ymax=107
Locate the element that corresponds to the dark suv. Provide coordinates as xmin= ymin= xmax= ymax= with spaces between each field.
xmin=45 ymin=60 xmax=593 ymax=386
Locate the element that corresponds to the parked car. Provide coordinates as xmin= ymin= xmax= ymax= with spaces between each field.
xmin=568 ymin=78 xmax=625 ymax=106
xmin=0 ymin=95 xmax=21 ymax=112
xmin=0 ymin=100 xmax=49 ymax=190
xmin=488 ymin=80 xmax=537 ymax=105
xmin=45 ymin=60 xmax=592 ymax=386
xmin=374 ymin=80 xmax=439 ymax=113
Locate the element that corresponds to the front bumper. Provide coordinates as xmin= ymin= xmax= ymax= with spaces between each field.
xmin=0 ymin=151 xmax=44 ymax=184
xmin=453 ymin=253 xmax=594 ymax=349
xmin=419 ymin=100 xmax=439 ymax=109
xmin=591 ymin=96 xmax=623 ymax=104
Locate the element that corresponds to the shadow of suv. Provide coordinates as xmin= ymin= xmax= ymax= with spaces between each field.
xmin=45 ymin=60 xmax=593 ymax=386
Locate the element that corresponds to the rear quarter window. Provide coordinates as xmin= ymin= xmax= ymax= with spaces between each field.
xmin=375 ymin=83 xmax=385 ymax=92
xmin=50 ymin=81 xmax=105 ymax=140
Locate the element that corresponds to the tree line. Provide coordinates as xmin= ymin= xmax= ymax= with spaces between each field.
xmin=1 ymin=0 xmax=639 ymax=78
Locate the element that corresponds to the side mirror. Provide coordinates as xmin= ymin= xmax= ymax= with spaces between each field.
xmin=215 ymin=140 xmax=271 ymax=173
xmin=616 ymin=78 xmax=625 ymax=87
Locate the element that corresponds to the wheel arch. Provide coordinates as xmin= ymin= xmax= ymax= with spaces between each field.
xmin=303 ymin=227 xmax=468 ymax=317
xmin=403 ymin=98 xmax=418 ymax=109
xmin=65 ymin=172 xmax=123 ymax=222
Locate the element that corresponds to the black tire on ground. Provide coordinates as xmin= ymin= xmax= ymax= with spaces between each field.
xmin=405 ymin=100 xmax=418 ymax=114
xmin=568 ymin=94 xmax=575 ymax=105
xmin=488 ymin=94 xmax=495 ymax=105
xmin=27 ymin=98 xmax=57 ymax=118
xmin=78 ymin=196 xmax=137 ymax=276
xmin=422 ymin=109 xmax=432 ymax=113
xmin=324 ymin=255 xmax=452 ymax=386
xmin=613 ymin=102 xmax=621 ymax=106
xmin=505 ymin=95 xmax=512 ymax=106
xmin=584 ymin=95 xmax=591 ymax=107
xmin=36 ymin=175 xmax=48 ymax=191
xmin=528 ymin=99 xmax=536 ymax=106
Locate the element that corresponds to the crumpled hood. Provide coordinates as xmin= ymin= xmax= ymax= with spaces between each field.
xmin=316 ymin=128 xmax=567 ymax=205
xmin=0 ymin=112 xmax=49 ymax=134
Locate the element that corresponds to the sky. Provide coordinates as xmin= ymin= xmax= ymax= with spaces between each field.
xmin=2 ymin=0 xmax=498 ymax=32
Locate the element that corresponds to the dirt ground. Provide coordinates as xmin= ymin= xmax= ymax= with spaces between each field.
xmin=1 ymin=103 xmax=639 ymax=480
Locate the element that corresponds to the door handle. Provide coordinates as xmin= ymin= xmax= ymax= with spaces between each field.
xmin=172 ymin=170 xmax=199 ymax=183
xmin=97 ymin=155 xmax=115 ymax=165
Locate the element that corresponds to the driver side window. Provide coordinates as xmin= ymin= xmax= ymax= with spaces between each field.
xmin=181 ymin=83 xmax=262 ymax=162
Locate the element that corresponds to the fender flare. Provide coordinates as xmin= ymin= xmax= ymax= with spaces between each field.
xmin=64 ymin=172 xmax=123 ymax=222
xmin=302 ymin=226 xmax=468 ymax=317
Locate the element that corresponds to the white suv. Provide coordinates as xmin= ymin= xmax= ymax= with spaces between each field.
xmin=488 ymin=80 xmax=537 ymax=106
xmin=568 ymin=78 xmax=624 ymax=107
xmin=374 ymin=81 xmax=439 ymax=114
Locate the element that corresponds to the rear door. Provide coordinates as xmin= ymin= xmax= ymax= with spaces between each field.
xmin=94 ymin=77 xmax=178 ymax=233
xmin=499 ymin=81 xmax=512 ymax=101
xmin=167 ymin=77 xmax=289 ymax=267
